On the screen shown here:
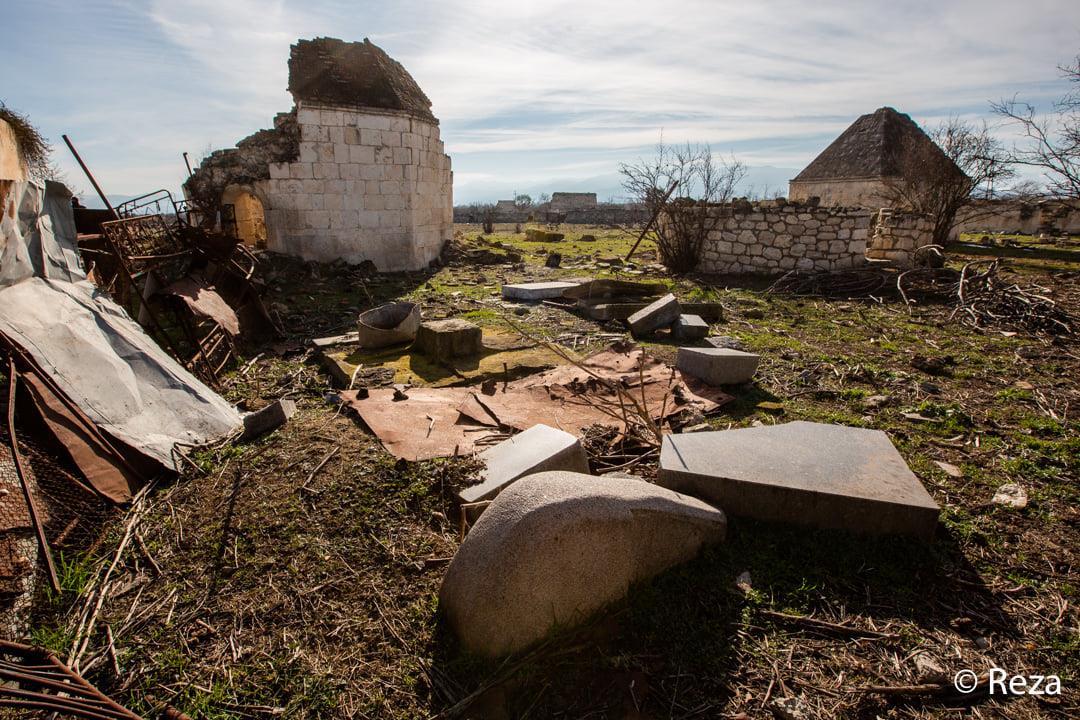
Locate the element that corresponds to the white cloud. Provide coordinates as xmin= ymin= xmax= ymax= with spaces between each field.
xmin=16 ymin=0 xmax=1079 ymax=198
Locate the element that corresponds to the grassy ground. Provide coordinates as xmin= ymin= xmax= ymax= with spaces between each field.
xmin=29 ymin=225 xmax=1079 ymax=719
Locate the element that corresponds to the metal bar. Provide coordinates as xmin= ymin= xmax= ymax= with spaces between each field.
xmin=5 ymin=359 xmax=61 ymax=594
xmin=625 ymin=179 xmax=679 ymax=260
xmin=182 ymin=152 xmax=193 ymax=177
xmin=62 ymin=135 xmax=119 ymax=221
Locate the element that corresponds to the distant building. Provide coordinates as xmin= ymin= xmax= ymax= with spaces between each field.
xmin=789 ymin=107 xmax=961 ymax=208
xmin=549 ymin=192 xmax=597 ymax=211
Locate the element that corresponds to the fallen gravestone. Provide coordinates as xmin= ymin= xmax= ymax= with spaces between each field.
xmin=414 ymin=319 xmax=483 ymax=362
xmin=676 ymin=347 xmax=760 ymax=385
xmin=674 ymin=314 xmax=709 ymax=341
xmin=627 ymin=293 xmax=681 ymax=337
xmin=502 ymin=281 xmax=582 ymax=301
xmin=657 ymin=421 xmax=940 ymax=539
xmin=459 ymin=424 xmax=590 ymax=509
xmin=241 ymin=399 xmax=296 ymax=441
xmin=439 ymin=471 xmax=726 ymax=656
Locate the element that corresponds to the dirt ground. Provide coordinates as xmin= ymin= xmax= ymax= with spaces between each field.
xmin=28 ymin=225 xmax=1079 ymax=719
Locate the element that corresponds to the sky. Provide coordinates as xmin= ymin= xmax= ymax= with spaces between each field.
xmin=2 ymin=0 xmax=1079 ymax=206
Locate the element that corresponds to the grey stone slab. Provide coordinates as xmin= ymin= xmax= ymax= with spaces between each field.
xmin=674 ymin=314 xmax=709 ymax=341
xmin=657 ymin=421 xmax=940 ymax=539
xmin=460 ymin=424 xmax=589 ymax=506
xmin=440 ymin=471 xmax=726 ymax=656
xmin=241 ymin=399 xmax=296 ymax=441
xmin=627 ymin=293 xmax=681 ymax=336
xmin=501 ymin=281 xmax=583 ymax=301
xmin=676 ymin=347 xmax=759 ymax=385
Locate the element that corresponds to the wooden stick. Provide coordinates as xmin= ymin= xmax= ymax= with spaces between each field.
xmin=625 ymin=180 xmax=679 ymax=260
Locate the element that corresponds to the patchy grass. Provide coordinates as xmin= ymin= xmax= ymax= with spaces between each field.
xmin=33 ymin=225 xmax=1080 ymax=719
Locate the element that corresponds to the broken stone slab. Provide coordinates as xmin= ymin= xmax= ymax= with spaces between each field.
xmin=704 ymin=335 xmax=747 ymax=351
xmin=357 ymin=301 xmax=420 ymax=349
xmin=991 ymin=483 xmax=1027 ymax=508
xmin=311 ymin=331 xmax=360 ymax=348
xmin=657 ymin=421 xmax=940 ymax=539
xmin=240 ymin=399 xmax=296 ymax=441
xmin=459 ymin=424 xmax=590 ymax=509
xmin=674 ymin=314 xmax=709 ymax=341
xmin=501 ymin=281 xmax=582 ymax=301
xmin=676 ymin=347 xmax=760 ymax=386
xmin=627 ymin=293 xmax=681 ymax=337
xmin=414 ymin=319 xmax=483 ymax=362
xmin=439 ymin=471 xmax=726 ymax=656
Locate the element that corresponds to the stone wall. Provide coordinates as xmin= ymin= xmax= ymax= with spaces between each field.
xmin=698 ymin=200 xmax=875 ymax=274
xmin=262 ymin=103 xmax=452 ymax=271
xmin=0 ymin=119 xmax=26 ymax=181
xmin=788 ymin=177 xmax=892 ymax=208
xmin=189 ymin=103 xmax=452 ymax=272
xmin=866 ymin=209 xmax=933 ymax=265
xmin=953 ymin=198 xmax=1080 ymax=237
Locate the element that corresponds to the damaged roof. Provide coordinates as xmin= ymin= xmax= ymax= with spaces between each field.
xmin=288 ymin=37 xmax=435 ymax=120
xmin=793 ymin=107 xmax=958 ymax=182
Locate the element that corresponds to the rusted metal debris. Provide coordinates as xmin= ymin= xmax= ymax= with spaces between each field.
xmin=339 ymin=344 xmax=731 ymax=460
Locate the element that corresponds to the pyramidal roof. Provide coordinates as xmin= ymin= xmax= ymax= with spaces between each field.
xmin=288 ymin=37 xmax=435 ymax=120
xmin=793 ymin=107 xmax=957 ymax=182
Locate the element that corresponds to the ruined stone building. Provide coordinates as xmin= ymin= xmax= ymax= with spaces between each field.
xmin=549 ymin=192 xmax=597 ymax=212
xmin=187 ymin=37 xmax=453 ymax=272
xmin=788 ymin=107 xmax=961 ymax=208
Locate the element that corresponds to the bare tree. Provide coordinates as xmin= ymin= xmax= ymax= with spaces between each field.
xmin=992 ymin=55 xmax=1080 ymax=199
xmin=620 ymin=141 xmax=745 ymax=272
xmin=883 ymin=117 xmax=1013 ymax=247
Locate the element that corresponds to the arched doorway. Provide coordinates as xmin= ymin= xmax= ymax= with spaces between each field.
xmin=221 ymin=185 xmax=267 ymax=247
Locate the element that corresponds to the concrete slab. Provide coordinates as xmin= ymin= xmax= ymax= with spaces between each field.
xmin=658 ymin=421 xmax=940 ymax=539
xmin=415 ymin=319 xmax=483 ymax=362
xmin=677 ymin=347 xmax=759 ymax=385
xmin=674 ymin=314 xmax=709 ymax=341
xmin=627 ymin=293 xmax=681 ymax=336
xmin=460 ymin=424 xmax=590 ymax=506
xmin=241 ymin=399 xmax=296 ymax=441
xmin=502 ymin=281 xmax=582 ymax=301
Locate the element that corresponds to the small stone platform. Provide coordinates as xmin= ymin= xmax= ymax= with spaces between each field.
xmin=415 ymin=319 xmax=483 ymax=362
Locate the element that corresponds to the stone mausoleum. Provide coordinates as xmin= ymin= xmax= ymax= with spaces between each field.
xmin=187 ymin=37 xmax=453 ymax=271
xmin=788 ymin=107 xmax=959 ymax=208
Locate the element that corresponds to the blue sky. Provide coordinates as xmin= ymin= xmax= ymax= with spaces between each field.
xmin=2 ymin=0 xmax=1078 ymax=205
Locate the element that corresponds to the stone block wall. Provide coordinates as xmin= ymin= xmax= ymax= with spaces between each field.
xmin=698 ymin=200 xmax=875 ymax=274
xmin=952 ymin=198 xmax=1080 ymax=237
xmin=788 ymin=178 xmax=892 ymax=208
xmin=865 ymin=209 xmax=933 ymax=265
xmin=258 ymin=103 xmax=452 ymax=271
